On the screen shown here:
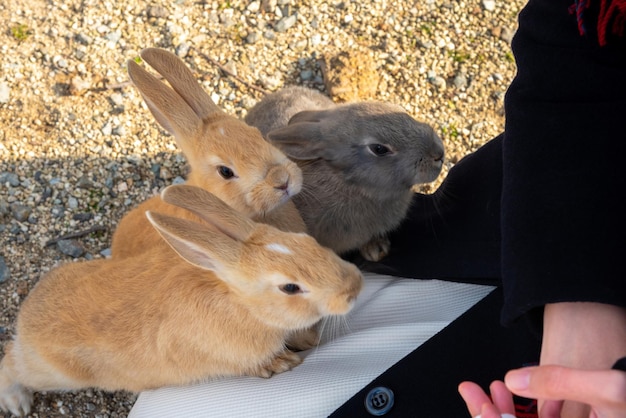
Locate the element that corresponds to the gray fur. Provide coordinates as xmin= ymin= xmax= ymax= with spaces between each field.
xmin=245 ymin=86 xmax=444 ymax=260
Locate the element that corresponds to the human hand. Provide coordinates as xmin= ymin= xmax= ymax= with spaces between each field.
xmin=505 ymin=365 xmax=626 ymax=418
xmin=540 ymin=302 xmax=626 ymax=417
xmin=458 ymin=364 xmax=626 ymax=418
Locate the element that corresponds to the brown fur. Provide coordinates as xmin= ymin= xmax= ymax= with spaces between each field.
xmin=111 ymin=48 xmax=306 ymax=260
xmin=0 ymin=186 xmax=363 ymax=416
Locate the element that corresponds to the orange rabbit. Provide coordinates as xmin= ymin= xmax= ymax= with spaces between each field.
xmin=0 ymin=185 xmax=363 ymax=416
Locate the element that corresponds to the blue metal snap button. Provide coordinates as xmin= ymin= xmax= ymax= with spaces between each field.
xmin=364 ymin=386 xmax=394 ymax=416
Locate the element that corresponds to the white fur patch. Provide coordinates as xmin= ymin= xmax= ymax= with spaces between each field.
xmin=218 ymin=126 xmax=225 ymax=135
xmin=265 ymin=243 xmax=293 ymax=255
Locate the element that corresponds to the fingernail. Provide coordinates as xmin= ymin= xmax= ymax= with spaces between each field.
xmin=505 ymin=369 xmax=530 ymax=391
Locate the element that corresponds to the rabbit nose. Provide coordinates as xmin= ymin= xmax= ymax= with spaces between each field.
xmin=434 ymin=150 xmax=444 ymax=162
xmin=268 ymin=166 xmax=290 ymax=189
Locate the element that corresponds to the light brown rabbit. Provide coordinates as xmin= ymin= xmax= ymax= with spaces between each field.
xmin=0 ymin=185 xmax=363 ymax=416
xmin=111 ymin=48 xmax=305 ymax=259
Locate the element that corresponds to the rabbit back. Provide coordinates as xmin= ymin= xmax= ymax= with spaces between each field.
xmin=10 ymin=256 xmax=288 ymax=392
xmin=244 ymin=86 xmax=334 ymax=136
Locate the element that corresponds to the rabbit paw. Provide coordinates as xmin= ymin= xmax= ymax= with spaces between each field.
xmin=286 ymin=326 xmax=320 ymax=351
xmin=0 ymin=382 xmax=32 ymax=417
xmin=253 ymin=350 xmax=303 ymax=378
xmin=359 ymin=235 xmax=391 ymax=262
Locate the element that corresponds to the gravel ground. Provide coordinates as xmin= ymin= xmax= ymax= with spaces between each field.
xmin=1 ymin=0 xmax=524 ymax=416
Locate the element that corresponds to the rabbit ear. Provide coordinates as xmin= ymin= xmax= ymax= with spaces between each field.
xmin=266 ymin=111 xmax=330 ymax=160
xmin=139 ymin=48 xmax=221 ymax=120
xmin=160 ymin=185 xmax=255 ymax=242
xmin=127 ymin=59 xmax=202 ymax=140
xmin=146 ymin=211 xmax=241 ymax=271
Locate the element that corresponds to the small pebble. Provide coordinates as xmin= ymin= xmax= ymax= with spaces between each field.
xmin=0 ymin=82 xmax=10 ymax=104
xmin=0 ymin=256 xmax=10 ymax=283
xmin=11 ymin=203 xmax=31 ymax=222
xmin=0 ymin=172 xmax=20 ymax=187
xmin=274 ymin=15 xmax=297 ymax=32
xmin=56 ymin=239 xmax=85 ymax=258
xmin=147 ymin=5 xmax=169 ymax=19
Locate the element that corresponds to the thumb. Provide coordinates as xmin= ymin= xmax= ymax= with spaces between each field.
xmin=505 ymin=365 xmax=626 ymax=406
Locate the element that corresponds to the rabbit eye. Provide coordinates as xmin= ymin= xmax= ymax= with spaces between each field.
xmin=217 ymin=165 xmax=236 ymax=179
xmin=368 ymin=144 xmax=393 ymax=156
xmin=280 ymin=283 xmax=302 ymax=295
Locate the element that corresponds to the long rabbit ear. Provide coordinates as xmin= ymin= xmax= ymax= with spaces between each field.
xmin=127 ymin=59 xmax=202 ymax=140
xmin=160 ymin=185 xmax=255 ymax=242
xmin=140 ymin=48 xmax=221 ymax=120
xmin=266 ymin=111 xmax=329 ymax=160
xmin=146 ymin=211 xmax=241 ymax=271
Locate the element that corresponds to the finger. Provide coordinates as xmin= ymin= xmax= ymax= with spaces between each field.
xmin=458 ymin=381 xmax=492 ymax=417
xmin=506 ymin=366 xmax=626 ymax=407
xmin=481 ymin=402 xmax=506 ymax=418
xmin=489 ymin=381 xmax=516 ymax=415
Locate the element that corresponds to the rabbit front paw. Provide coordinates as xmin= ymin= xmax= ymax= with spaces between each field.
xmin=359 ymin=234 xmax=391 ymax=262
xmin=252 ymin=350 xmax=303 ymax=378
xmin=286 ymin=326 xmax=320 ymax=351
xmin=0 ymin=381 xmax=32 ymax=417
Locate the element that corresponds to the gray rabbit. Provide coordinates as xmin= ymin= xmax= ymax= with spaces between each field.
xmin=245 ymin=86 xmax=444 ymax=261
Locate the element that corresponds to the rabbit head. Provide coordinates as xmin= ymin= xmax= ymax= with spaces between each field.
xmin=244 ymin=86 xmax=444 ymax=259
xmin=151 ymin=184 xmax=363 ymax=330
xmin=266 ymin=101 xmax=444 ymax=200
xmin=127 ymin=48 xmax=302 ymax=217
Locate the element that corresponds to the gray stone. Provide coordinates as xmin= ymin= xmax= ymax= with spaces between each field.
xmin=300 ymin=70 xmax=313 ymax=81
xmin=75 ymin=33 xmax=93 ymax=45
xmin=274 ymin=15 xmax=297 ymax=32
xmin=246 ymin=31 xmax=260 ymax=44
xmin=51 ymin=205 xmax=65 ymax=218
xmin=101 ymin=121 xmax=113 ymax=136
xmin=112 ymin=125 xmax=126 ymax=136
xmin=500 ymin=26 xmax=515 ymax=44
xmin=76 ymin=175 xmax=95 ymax=189
xmin=0 ymin=199 xmax=8 ymax=216
xmin=175 ymin=43 xmax=190 ymax=57
xmin=11 ymin=203 xmax=31 ymax=222
xmin=57 ymin=239 xmax=85 ymax=258
xmin=73 ymin=212 xmax=93 ymax=222
xmin=453 ymin=73 xmax=468 ymax=89
xmin=104 ymin=30 xmax=121 ymax=43
xmin=0 ymin=256 xmax=9 ymax=283
xmin=0 ymin=172 xmax=20 ymax=187
xmin=68 ymin=197 xmax=79 ymax=210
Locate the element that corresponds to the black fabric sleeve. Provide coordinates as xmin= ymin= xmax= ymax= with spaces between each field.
xmin=500 ymin=0 xmax=626 ymax=325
